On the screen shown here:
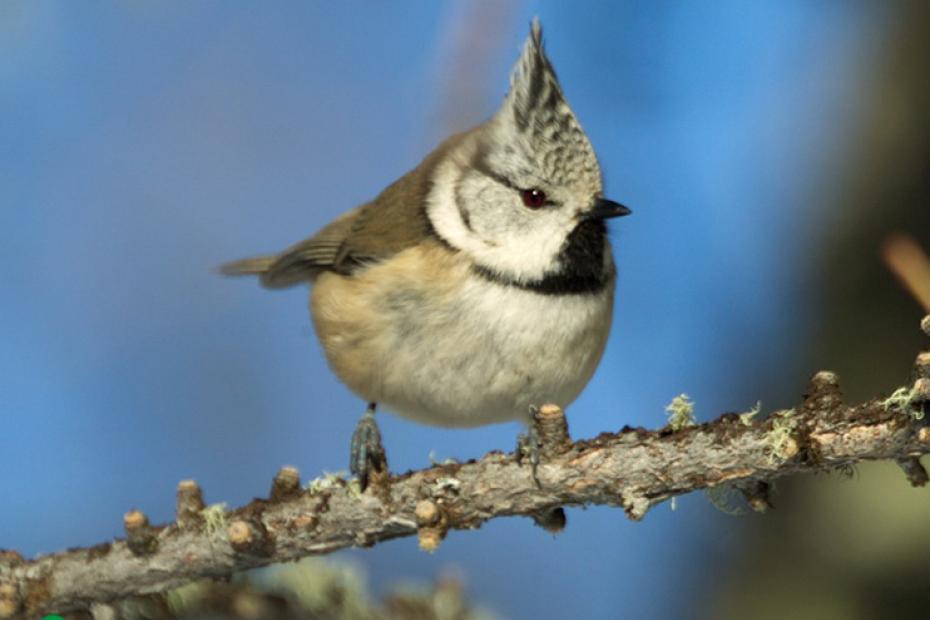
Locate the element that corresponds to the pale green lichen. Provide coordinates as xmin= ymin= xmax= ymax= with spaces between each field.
xmin=665 ymin=394 xmax=696 ymax=431
xmin=163 ymin=554 xmax=502 ymax=619
xmin=882 ymin=386 xmax=925 ymax=420
xmin=200 ymin=503 xmax=228 ymax=536
xmin=164 ymin=580 xmax=211 ymax=614
xmin=434 ymin=477 xmax=461 ymax=493
xmin=740 ymin=401 xmax=762 ymax=426
xmin=428 ymin=450 xmax=460 ymax=466
xmin=765 ymin=409 xmax=798 ymax=464
xmin=260 ymin=558 xmax=372 ymax=619
xmin=307 ymin=471 xmax=348 ymax=494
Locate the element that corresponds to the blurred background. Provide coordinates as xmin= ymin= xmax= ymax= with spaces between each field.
xmin=3 ymin=1 xmax=930 ymax=618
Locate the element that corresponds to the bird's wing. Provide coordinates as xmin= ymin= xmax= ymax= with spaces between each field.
xmin=219 ymin=206 xmax=364 ymax=288
xmin=219 ymin=162 xmax=437 ymax=289
xmin=219 ymin=131 xmax=466 ymax=289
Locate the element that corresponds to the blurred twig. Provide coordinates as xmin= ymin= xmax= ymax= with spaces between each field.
xmin=2 ymin=329 xmax=930 ymax=618
xmin=428 ymin=1 xmax=521 ymax=139
xmin=882 ymin=234 xmax=930 ymax=312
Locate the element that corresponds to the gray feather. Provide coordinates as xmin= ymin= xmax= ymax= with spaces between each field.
xmin=218 ymin=256 xmax=276 ymax=276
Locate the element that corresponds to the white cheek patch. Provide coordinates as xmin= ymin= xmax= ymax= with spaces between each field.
xmin=426 ymin=158 xmax=573 ymax=283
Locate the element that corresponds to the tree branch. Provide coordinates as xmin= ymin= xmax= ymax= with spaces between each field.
xmin=2 ymin=325 xmax=929 ymax=619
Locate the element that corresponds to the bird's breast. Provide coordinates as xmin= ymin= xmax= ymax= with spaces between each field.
xmin=310 ymin=241 xmax=614 ymax=427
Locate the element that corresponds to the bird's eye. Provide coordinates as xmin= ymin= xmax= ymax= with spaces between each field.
xmin=521 ymin=188 xmax=547 ymax=209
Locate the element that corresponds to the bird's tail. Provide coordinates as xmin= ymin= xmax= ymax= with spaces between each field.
xmin=217 ymin=256 xmax=277 ymax=277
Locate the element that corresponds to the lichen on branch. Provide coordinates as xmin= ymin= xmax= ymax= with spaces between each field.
xmin=1 ymin=321 xmax=928 ymax=620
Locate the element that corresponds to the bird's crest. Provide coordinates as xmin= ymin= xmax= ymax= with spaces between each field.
xmin=492 ymin=18 xmax=601 ymax=190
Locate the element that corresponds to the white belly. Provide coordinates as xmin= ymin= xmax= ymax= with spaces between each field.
xmin=310 ymin=244 xmax=614 ymax=427
xmin=378 ymin=276 xmax=613 ymax=426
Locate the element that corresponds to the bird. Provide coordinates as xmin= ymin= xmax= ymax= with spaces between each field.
xmin=221 ymin=19 xmax=631 ymax=489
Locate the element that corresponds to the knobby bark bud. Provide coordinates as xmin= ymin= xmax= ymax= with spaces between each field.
xmin=417 ymin=528 xmax=444 ymax=553
xmin=897 ymin=457 xmax=929 ymax=487
xmin=534 ymin=404 xmax=571 ymax=459
xmin=124 ymin=510 xmax=158 ymax=556
xmin=227 ymin=519 xmax=273 ymax=556
xmin=270 ymin=466 xmax=302 ymax=502
xmin=176 ymin=480 xmax=206 ymax=529
xmin=414 ymin=500 xmax=441 ymax=527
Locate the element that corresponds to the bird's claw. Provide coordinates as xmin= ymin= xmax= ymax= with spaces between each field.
xmin=350 ymin=404 xmax=387 ymax=491
xmin=517 ymin=406 xmax=542 ymax=488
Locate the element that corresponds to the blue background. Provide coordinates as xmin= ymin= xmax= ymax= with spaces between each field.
xmin=1 ymin=2 xmax=889 ymax=618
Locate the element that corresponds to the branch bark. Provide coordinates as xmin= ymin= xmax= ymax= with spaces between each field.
xmin=2 ymin=338 xmax=929 ymax=618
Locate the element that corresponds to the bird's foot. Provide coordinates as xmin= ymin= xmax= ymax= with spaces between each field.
xmin=516 ymin=406 xmax=541 ymax=488
xmin=518 ymin=406 xmax=567 ymax=531
xmin=350 ymin=403 xmax=388 ymax=491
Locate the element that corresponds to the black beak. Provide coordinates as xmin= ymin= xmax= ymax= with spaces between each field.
xmin=586 ymin=197 xmax=632 ymax=220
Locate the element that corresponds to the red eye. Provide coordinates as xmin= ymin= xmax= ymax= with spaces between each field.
xmin=521 ymin=188 xmax=547 ymax=209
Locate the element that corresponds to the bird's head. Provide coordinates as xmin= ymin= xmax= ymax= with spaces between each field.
xmin=426 ymin=19 xmax=629 ymax=291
